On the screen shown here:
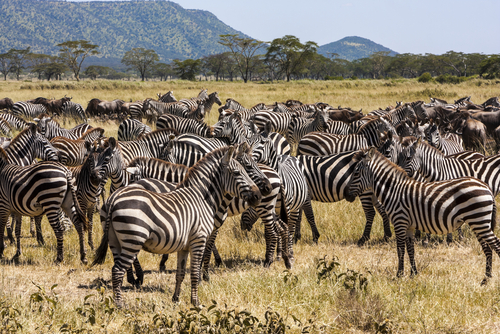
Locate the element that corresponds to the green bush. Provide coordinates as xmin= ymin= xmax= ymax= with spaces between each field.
xmin=325 ymin=75 xmax=344 ymax=81
xmin=417 ymin=72 xmax=433 ymax=83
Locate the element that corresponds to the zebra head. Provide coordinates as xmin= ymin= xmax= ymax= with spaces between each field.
xmin=221 ymin=146 xmax=262 ymax=207
xmin=377 ymin=131 xmax=403 ymax=163
xmin=426 ymin=120 xmax=441 ymax=148
xmin=91 ymin=137 xmax=117 ymax=184
xmin=397 ymin=138 xmax=422 ymax=177
xmin=345 ymin=148 xmax=377 ymax=202
xmin=33 ymin=114 xmax=52 ymax=138
xmin=21 ymin=123 xmax=59 ymax=162
xmin=210 ymin=92 xmax=222 ymax=106
xmin=159 ymin=140 xmax=177 ymax=164
xmin=235 ymin=142 xmax=273 ymax=196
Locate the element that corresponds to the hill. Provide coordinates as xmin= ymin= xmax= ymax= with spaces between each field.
xmin=0 ymin=0 xmax=248 ymax=62
xmin=318 ymin=36 xmax=398 ymax=61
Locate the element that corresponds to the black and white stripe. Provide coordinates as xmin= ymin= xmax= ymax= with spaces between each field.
xmin=12 ymin=101 xmax=48 ymax=119
xmin=156 ymin=113 xmax=213 ymax=138
xmin=117 ymin=119 xmax=152 ymax=142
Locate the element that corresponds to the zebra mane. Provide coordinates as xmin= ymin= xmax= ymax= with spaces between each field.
xmin=176 ymin=146 xmax=232 ymax=189
xmin=0 ymin=146 xmax=8 ymax=163
xmin=369 ymin=149 xmax=410 ymax=177
xmin=9 ymin=123 xmax=37 ymax=147
xmin=356 ymin=117 xmax=385 ymax=134
xmin=412 ymin=138 xmax=446 ymax=157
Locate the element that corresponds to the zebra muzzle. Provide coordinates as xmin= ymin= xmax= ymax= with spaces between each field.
xmin=242 ymin=187 xmax=262 ymax=207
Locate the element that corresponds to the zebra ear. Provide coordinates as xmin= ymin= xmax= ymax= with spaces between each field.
xmin=33 ymin=118 xmax=40 ymax=122
xmin=367 ymin=147 xmax=377 ymax=160
xmin=108 ymin=137 xmax=117 ymax=149
xmin=125 ymin=167 xmax=140 ymax=175
xmin=236 ymin=142 xmax=249 ymax=157
xmin=222 ymin=146 xmax=235 ymax=165
xmin=29 ymin=123 xmax=38 ymax=133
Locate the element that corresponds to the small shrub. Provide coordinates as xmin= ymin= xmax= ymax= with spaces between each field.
xmin=324 ymin=75 xmax=344 ymax=81
xmin=417 ymin=72 xmax=433 ymax=83
xmin=435 ymin=74 xmax=468 ymax=84
xmin=350 ymin=75 xmax=358 ymax=80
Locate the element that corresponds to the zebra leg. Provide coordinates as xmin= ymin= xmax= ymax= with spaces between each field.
xmin=0 ymin=213 xmax=8 ymax=258
xmin=159 ymin=254 xmax=169 ymax=272
xmin=275 ymin=217 xmax=292 ymax=269
xmin=35 ymin=216 xmax=45 ymax=246
xmin=294 ymin=208 xmax=302 ymax=242
xmin=172 ymin=250 xmax=189 ymax=303
xmin=395 ymin=227 xmax=407 ymax=277
xmin=12 ymin=215 xmax=22 ymax=261
xmin=189 ymin=244 xmax=206 ymax=307
xmin=6 ymin=215 xmax=14 ymax=244
xmin=212 ymin=245 xmax=222 ymax=267
xmin=30 ymin=217 xmax=36 ymax=238
xmin=406 ymin=231 xmax=418 ymax=277
xmin=126 ymin=266 xmax=137 ymax=287
xmin=240 ymin=207 xmax=258 ymax=231
xmin=478 ymin=241 xmax=493 ymax=285
xmin=201 ymin=228 xmax=220 ymax=282
xmin=358 ymin=193 xmax=392 ymax=246
xmin=302 ymin=196 xmax=319 ymax=243
xmin=133 ymin=257 xmax=144 ymax=287
xmin=45 ymin=212 xmax=65 ymax=264
xmin=287 ymin=210 xmax=300 ymax=260
xmin=111 ymin=263 xmax=127 ymax=308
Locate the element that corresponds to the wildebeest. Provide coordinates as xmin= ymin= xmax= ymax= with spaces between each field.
xmin=85 ymin=99 xmax=125 ymax=117
xmin=451 ymin=111 xmax=487 ymax=153
xmin=30 ymin=96 xmax=72 ymax=116
xmin=0 ymin=98 xmax=14 ymax=111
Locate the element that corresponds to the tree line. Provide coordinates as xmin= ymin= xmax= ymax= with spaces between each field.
xmin=1 ymin=35 xmax=499 ymax=82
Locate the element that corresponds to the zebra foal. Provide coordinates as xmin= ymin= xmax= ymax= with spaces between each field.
xmin=346 ymin=148 xmax=500 ymax=282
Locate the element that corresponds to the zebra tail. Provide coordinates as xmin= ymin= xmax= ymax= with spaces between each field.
xmin=492 ymin=200 xmax=497 ymax=232
xmin=91 ymin=202 xmax=111 ymax=267
xmin=279 ymin=184 xmax=289 ymax=226
xmin=66 ymin=171 xmax=89 ymax=232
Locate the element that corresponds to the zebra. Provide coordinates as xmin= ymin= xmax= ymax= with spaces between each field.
xmin=142 ymin=99 xmax=201 ymax=122
xmin=179 ymin=91 xmax=222 ymax=115
xmin=102 ymin=129 xmax=179 ymax=193
xmin=326 ymin=120 xmax=352 ymax=135
xmin=92 ymin=146 xmax=262 ymax=306
xmin=0 ymin=148 xmax=89 ymax=264
xmin=12 ymin=101 xmax=48 ymax=120
xmin=51 ymin=128 xmax=105 ymax=166
xmin=157 ymin=91 xmax=177 ymax=103
xmin=61 ymin=101 xmax=87 ymax=122
xmin=218 ymin=99 xmax=268 ymax=122
xmin=117 ymin=119 xmax=152 ymax=142
xmin=156 ymin=113 xmax=213 ymax=138
xmin=0 ymin=113 xmax=29 ymax=131
xmin=426 ymin=122 xmax=464 ymax=155
xmin=34 ymin=114 xmax=92 ymax=140
xmin=297 ymin=117 xmax=395 ymax=156
xmin=286 ymin=110 xmax=328 ymax=148
xmin=345 ymin=148 xmax=500 ymax=282
xmin=252 ymin=110 xmax=294 ymax=136
xmin=0 ymin=118 xmax=12 ymax=137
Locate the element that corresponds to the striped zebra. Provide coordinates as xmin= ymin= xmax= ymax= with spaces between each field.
xmin=179 ymin=91 xmax=222 ymax=114
xmin=34 ymin=114 xmax=92 ymax=140
xmin=92 ymin=146 xmax=262 ymax=306
xmin=0 ymin=113 xmax=29 ymax=131
xmin=142 ymin=99 xmax=202 ymax=121
xmin=297 ymin=117 xmax=395 ymax=156
xmin=61 ymin=101 xmax=87 ymax=122
xmin=51 ymin=128 xmax=105 ymax=166
xmin=345 ymin=148 xmax=500 ymax=282
xmin=286 ymin=110 xmax=328 ymax=147
xmin=102 ymin=129 xmax=178 ymax=193
xmin=123 ymin=101 xmax=146 ymax=121
xmin=252 ymin=110 xmax=294 ymax=136
xmin=12 ymin=101 xmax=48 ymax=119
xmin=117 ymin=119 xmax=152 ymax=141
xmin=426 ymin=122 xmax=464 ymax=154
xmin=0 ymin=118 xmax=12 ymax=137
xmin=156 ymin=113 xmax=213 ymax=138
xmin=0 ymin=149 xmax=89 ymax=264
xmin=326 ymin=120 xmax=352 ymax=135
xmin=157 ymin=91 xmax=177 ymax=103
xmin=218 ymin=100 xmax=268 ymax=122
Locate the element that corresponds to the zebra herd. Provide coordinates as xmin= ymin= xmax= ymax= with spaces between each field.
xmin=0 ymin=90 xmax=500 ymax=307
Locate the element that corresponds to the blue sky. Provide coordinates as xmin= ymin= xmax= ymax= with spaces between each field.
xmin=70 ymin=0 xmax=500 ymax=55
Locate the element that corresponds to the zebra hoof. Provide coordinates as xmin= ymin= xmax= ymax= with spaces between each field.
xmin=81 ymin=257 xmax=88 ymax=265
xmin=172 ymin=295 xmax=180 ymax=303
xmin=382 ymin=236 xmax=391 ymax=243
xmin=214 ymin=259 xmax=222 ymax=267
xmin=283 ymin=256 xmax=293 ymax=270
xmin=37 ymin=238 xmax=45 ymax=246
xmin=357 ymin=237 xmax=368 ymax=247
xmin=263 ymin=260 xmax=273 ymax=268
xmin=202 ymin=273 xmax=210 ymax=282
xmin=88 ymin=242 xmax=94 ymax=251
xmin=159 ymin=265 xmax=166 ymax=273
xmin=480 ymin=277 xmax=490 ymax=286
xmin=313 ymin=235 xmax=320 ymax=244
xmin=396 ymin=270 xmax=404 ymax=278
xmin=54 ymin=258 xmax=63 ymax=265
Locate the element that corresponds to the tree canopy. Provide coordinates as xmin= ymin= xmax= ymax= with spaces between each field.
xmin=121 ymin=48 xmax=159 ymax=81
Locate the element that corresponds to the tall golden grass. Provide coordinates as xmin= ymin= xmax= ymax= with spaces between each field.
xmin=0 ymin=79 xmax=499 ymax=333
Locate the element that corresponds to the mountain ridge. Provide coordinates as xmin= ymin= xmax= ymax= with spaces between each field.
xmin=318 ymin=36 xmax=398 ymax=61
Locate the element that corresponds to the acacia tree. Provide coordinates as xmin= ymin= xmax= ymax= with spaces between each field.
xmin=172 ymin=59 xmax=201 ymax=81
xmin=6 ymin=48 xmax=31 ymax=80
xmin=121 ymin=48 xmax=159 ymax=81
xmin=265 ymin=35 xmax=318 ymax=81
xmin=0 ymin=53 xmax=12 ymax=80
xmin=219 ymin=34 xmax=267 ymax=83
xmin=57 ymin=40 xmax=99 ymax=81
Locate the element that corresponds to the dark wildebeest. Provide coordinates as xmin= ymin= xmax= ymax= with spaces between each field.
xmin=482 ymin=97 xmax=500 ymax=108
xmin=326 ymin=108 xmax=364 ymax=123
xmin=0 ymin=98 xmax=14 ymax=111
xmin=31 ymin=96 xmax=72 ymax=116
xmin=97 ymin=100 xmax=125 ymax=116
xmin=86 ymin=98 xmax=102 ymax=117
xmin=451 ymin=111 xmax=487 ymax=153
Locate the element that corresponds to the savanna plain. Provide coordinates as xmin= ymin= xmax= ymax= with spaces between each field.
xmin=1 ymin=79 xmax=500 ymax=333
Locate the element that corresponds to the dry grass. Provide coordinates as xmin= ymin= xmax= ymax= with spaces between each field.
xmin=0 ymin=79 xmax=500 ymax=333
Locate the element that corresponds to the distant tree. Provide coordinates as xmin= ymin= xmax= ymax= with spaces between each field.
xmin=121 ymin=48 xmax=159 ymax=81
xmin=219 ymin=34 xmax=267 ymax=83
xmin=172 ymin=59 xmax=201 ymax=81
xmin=84 ymin=65 xmax=113 ymax=80
xmin=265 ymin=35 xmax=318 ymax=81
xmin=0 ymin=53 xmax=13 ymax=80
xmin=368 ymin=51 xmax=391 ymax=78
xmin=152 ymin=63 xmax=174 ymax=81
xmin=479 ymin=55 xmax=500 ymax=78
xmin=202 ymin=53 xmax=229 ymax=81
xmin=5 ymin=47 xmax=31 ymax=80
xmin=32 ymin=61 xmax=69 ymax=81
xmin=386 ymin=53 xmax=421 ymax=78
xmin=57 ymin=40 xmax=99 ymax=81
